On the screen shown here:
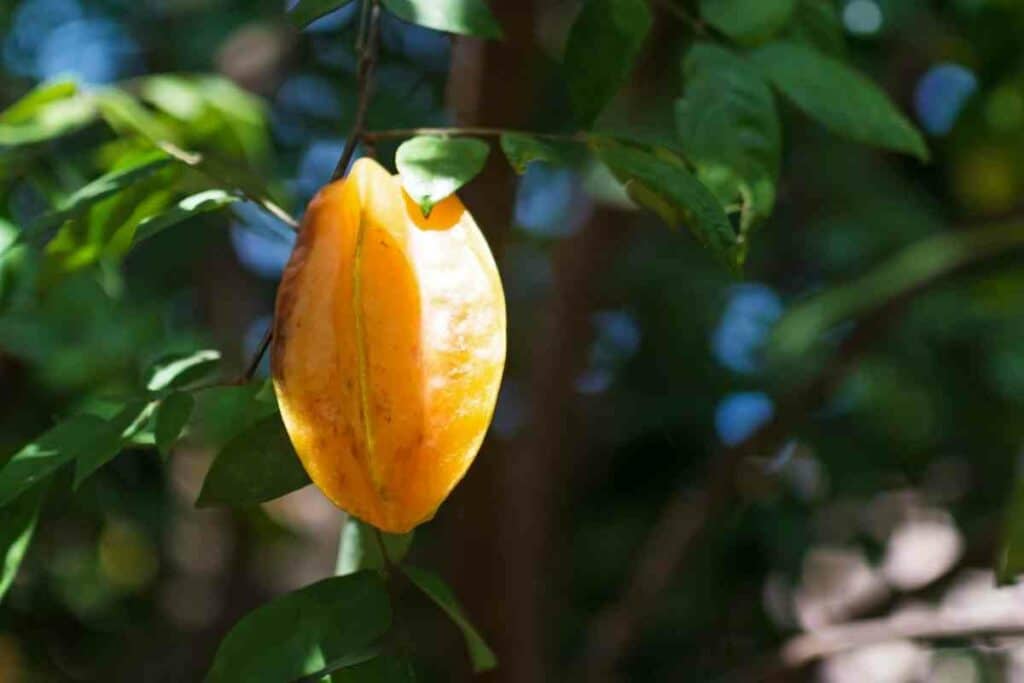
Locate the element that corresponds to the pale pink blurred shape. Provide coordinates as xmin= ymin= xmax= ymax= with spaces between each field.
xmin=941 ymin=570 xmax=1024 ymax=613
xmin=795 ymin=547 xmax=889 ymax=629
xmin=881 ymin=511 xmax=963 ymax=591
xmin=820 ymin=640 xmax=930 ymax=683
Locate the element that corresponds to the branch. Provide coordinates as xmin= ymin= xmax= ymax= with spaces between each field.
xmin=782 ymin=602 xmax=1024 ymax=666
xmin=331 ymin=0 xmax=382 ymax=181
xmin=576 ymin=217 xmax=1024 ymax=681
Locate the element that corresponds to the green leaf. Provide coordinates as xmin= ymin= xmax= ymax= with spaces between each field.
xmin=0 ymin=80 xmax=78 ymax=124
xmin=381 ymin=0 xmax=503 ymax=39
xmin=403 ymin=566 xmax=496 ymax=672
xmin=593 ymin=138 xmax=741 ymax=270
xmin=0 ymin=80 xmax=96 ymax=146
xmin=395 ymin=136 xmax=490 ymax=215
xmin=155 ymin=392 xmax=195 ymax=456
xmin=784 ymin=0 xmax=846 ymax=57
xmin=499 ymin=133 xmax=581 ymax=174
xmin=192 ymin=381 xmax=278 ymax=448
xmin=701 ymin=0 xmax=796 ymax=44
xmin=563 ymin=0 xmax=652 ymax=127
xmin=676 ymin=43 xmax=780 ymax=228
xmin=28 ymin=152 xmax=172 ymax=240
xmin=288 ymin=0 xmax=357 ymax=28
xmin=0 ymin=415 xmax=121 ymax=506
xmin=157 ymin=142 xmax=298 ymax=230
xmin=133 ymin=190 xmax=239 ymax=245
xmin=205 ymin=571 xmax=391 ymax=683
xmin=336 ymin=517 xmax=414 ymax=576
xmin=0 ymin=484 xmax=45 ymax=604
xmin=95 ymin=87 xmax=179 ymax=144
xmin=40 ymin=166 xmax=180 ymax=279
xmin=73 ymin=401 xmax=151 ymax=488
xmin=196 ymin=414 xmax=311 ymax=508
xmin=752 ymin=41 xmax=928 ymax=160
xmin=145 ymin=349 xmax=221 ymax=392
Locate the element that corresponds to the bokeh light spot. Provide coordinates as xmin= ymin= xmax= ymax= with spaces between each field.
xmin=843 ymin=0 xmax=884 ymax=36
xmin=716 ymin=392 xmax=774 ymax=446
xmin=914 ymin=63 xmax=978 ymax=136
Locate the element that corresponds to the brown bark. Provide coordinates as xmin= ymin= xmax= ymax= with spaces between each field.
xmin=439 ymin=4 xmax=542 ymax=681
xmin=440 ymin=6 xmax=632 ymax=681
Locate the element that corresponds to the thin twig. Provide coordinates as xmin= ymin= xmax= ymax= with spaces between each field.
xmin=331 ymin=0 xmax=382 ymax=181
xmin=782 ymin=602 xmax=1024 ymax=666
xmin=240 ymin=326 xmax=273 ymax=383
xmin=362 ymin=126 xmax=588 ymax=142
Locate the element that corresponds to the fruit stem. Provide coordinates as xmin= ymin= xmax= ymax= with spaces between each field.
xmin=332 ymin=0 xmax=382 ymax=181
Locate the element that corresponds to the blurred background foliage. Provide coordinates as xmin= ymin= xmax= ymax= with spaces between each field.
xmin=3 ymin=0 xmax=1024 ymax=681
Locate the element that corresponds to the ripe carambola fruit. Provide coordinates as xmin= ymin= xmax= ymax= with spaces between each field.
xmin=272 ymin=158 xmax=506 ymax=533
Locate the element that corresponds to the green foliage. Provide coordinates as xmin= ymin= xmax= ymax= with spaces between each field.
xmin=500 ymin=133 xmax=582 ymax=174
xmin=288 ymin=0 xmax=357 ymax=28
xmin=395 ymin=136 xmax=490 ymax=215
xmin=700 ymin=0 xmax=796 ymax=44
xmin=593 ymin=137 xmax=741 ymax=270
xmin=783 ymin=0 xmax=846 ymax=56
xmin=205 ymin=571 xmax=391 ymax=682
xmin=336 ymin=517 xmax=414 ymax=575
xmin=0 ymin=484 xmax=44 ymax=603
xmin=132 ymin=190 xmax=239 ymax=246
xmin=563 ymin=0 xmax=652 ymax=127
xmin=0 ymin=80 xmax=96 ymax=146
xmin=153 ymin=392 xmax=195 ymax=456
xmin=381 ymin=0 xmax=503 ymax=39
xmin=0 ymin=415 xmax=118 ymax=506
xmin=403 ymin=566 xmax=497 ymax=673
xmin=675 ymin=43 xmax=780 ymax=228
xmin=197 ymin=414 xmax=311 ymax=508
xmin=72 ymin=400 xmax=151 ymax=487
xmin=191 ymin=382 xmax=279 ymax=448
xmin=753 ymin=41 xmax=929 ymax=160
xmin=145 ymin=349 xmax=221 ymax=392
xmin=30 ymin=152 xmax=173 ymax=240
